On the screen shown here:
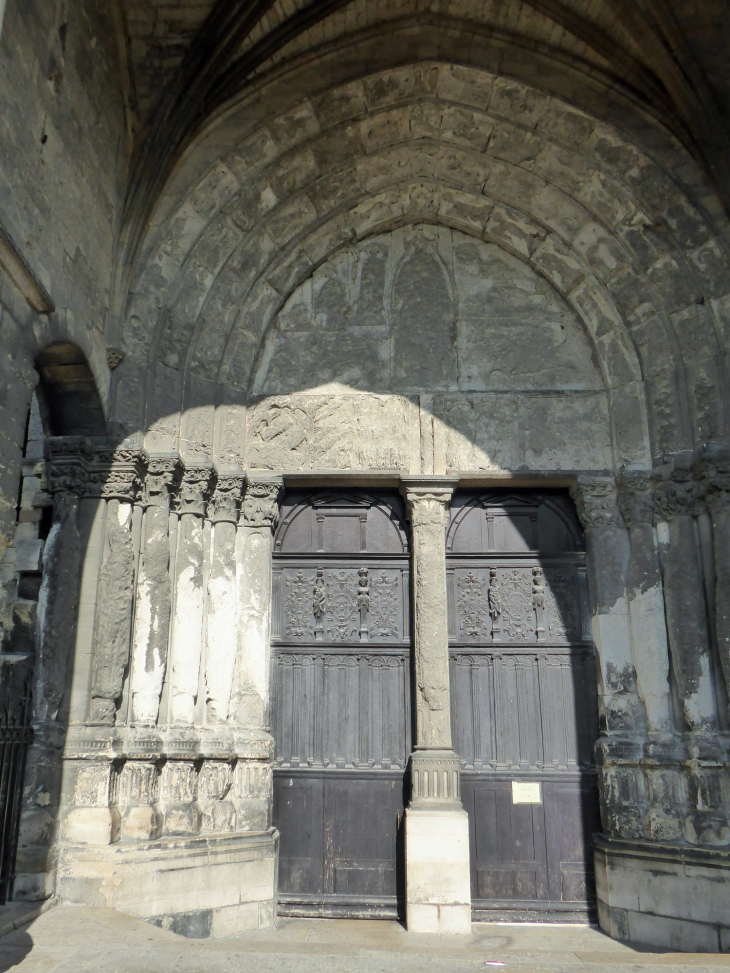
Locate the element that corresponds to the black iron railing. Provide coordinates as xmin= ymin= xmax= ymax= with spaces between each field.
xmin=0 ymin=661 xmax=33 ymax=904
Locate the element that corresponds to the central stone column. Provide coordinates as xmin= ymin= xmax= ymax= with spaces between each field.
xmin=401 ymin=478 xmax=471 ymax=935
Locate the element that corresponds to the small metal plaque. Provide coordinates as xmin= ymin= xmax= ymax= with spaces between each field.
xmin=512 ymin=781 xmax=542 ymax=804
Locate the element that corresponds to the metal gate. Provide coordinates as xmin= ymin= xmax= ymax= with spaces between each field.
xmin=0 ymin=655 xmax=33 ymax=904
xmin=271 ymin=491 xmax=411 ymax=918
xmin=447 ymin=490 xmax=600 ymax=921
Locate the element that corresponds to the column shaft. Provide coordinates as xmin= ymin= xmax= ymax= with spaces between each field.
xmin=402 ymin=479 xmax=470 ymax=935
xmin=233 ymin=477 xmax=283 ymax=730
xmin=205 ymin=474 xmax=245 ymax=722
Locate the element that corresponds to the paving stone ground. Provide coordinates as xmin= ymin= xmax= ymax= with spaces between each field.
xmin=1 ymin=907 xmax=730 ymax=973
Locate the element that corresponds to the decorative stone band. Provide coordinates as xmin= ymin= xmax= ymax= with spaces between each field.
xmin=62 ymin=723 xmax=274 ymax=763
xmin=569 ymin=477 xmax=624 ymax=530
xmin=410 ymin=749 xmax=462 ymax=805
xmin=41 ymin=437 xmax=249 ymax=514
xmin=242 ymin=477 xmax=284 ymax=529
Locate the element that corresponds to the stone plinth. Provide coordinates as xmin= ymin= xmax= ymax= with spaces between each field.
xmin=56 ymin=830 xmax=278 ymax=938
xmin=405 ymin=805 xmax=471 ymax=934
xmin=595 ymin=835 xmax=730 ymax=952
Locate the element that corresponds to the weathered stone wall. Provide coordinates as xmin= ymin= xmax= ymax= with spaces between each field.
xmin=0 ymin=0 xmax=128 ymax=593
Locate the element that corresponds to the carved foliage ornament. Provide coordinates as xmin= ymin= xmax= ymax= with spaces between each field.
xmin=141 ymin=457 xmax=177 ymax=508
xmin=207 ymin=474 xmax=245 ymax=523
xmin=44 ymin=437 xmax=92 ymax=497
xmin=176 ymin=466 xmax=213 ymax=516
xmin=570 ymin=478 xmax=623 ymax=530
xmin=656 ymin=468 xmax=704 ymax=520
xmin=405 ymin=489 xmax=451 ymax=530
xmin=702 ymin=458 xmax=730 ymax=510
xmin=616 ymin=473 xmax=659 ymax=527
xmin=242 ymin=479 xmax=283 ymax=528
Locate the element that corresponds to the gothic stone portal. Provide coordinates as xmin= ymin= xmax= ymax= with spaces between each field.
xmin=272 ymin=491 xmax=411 ymax=917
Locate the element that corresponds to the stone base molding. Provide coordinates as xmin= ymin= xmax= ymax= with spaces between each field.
xmin=595 ymin=835 xmax=730 ymax=952
xmin=56 ymin=830 xmax=278 ymax=938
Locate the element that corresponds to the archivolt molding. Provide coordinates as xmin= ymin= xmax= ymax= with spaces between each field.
xmin=114 ymin=62 xmax=730 ymax=462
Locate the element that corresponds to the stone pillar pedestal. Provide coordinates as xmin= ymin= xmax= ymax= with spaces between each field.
xmin=402 ymin=479 xmax=470 ymax=935
xmin=405 ymin=750 xmax=471 ymax=934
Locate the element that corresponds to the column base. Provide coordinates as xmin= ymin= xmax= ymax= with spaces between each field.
xmin=595 ymin=835 xmax=730 ymax=952
xmin=405 ymin=805 xmax=471 ymax=934
xmin=56 ymin=829 xmax=278 ymax=938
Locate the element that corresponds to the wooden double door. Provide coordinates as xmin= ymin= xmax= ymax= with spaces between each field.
xmin=271 ymin=489 xmax=600 ymax=921
xmin=272 ymin=491 xmax=411 ymax=917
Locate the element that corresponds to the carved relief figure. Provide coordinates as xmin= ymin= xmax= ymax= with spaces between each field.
xmin=357 ymin=567 xmax=370 ymax=641
xmin=533 ymin=566 xmax=546 ymax=642
xmin=312 ymin=568 xmax=326 ymax=641
xmin=488 ymin=567 xmax=501 ymax=640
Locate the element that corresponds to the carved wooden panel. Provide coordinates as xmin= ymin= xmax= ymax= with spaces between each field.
xmin=448 ymin=490 xmax=599 ymax=920
xmin=272 ymin=491 xmax=410 ymax=916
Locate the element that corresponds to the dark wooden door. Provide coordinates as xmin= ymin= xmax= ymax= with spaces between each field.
xmin=447 ymin=491 xmax=600 ymax=921
xmin=272 ymin=491 xmax=411 ymax=918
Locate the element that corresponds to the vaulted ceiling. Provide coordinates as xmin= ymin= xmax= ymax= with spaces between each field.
xmin=116 ymin=0 xmax=730 ymax=260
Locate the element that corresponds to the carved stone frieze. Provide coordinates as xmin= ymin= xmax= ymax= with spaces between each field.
xmin=242 ymin=478 xmax=283 ymax=529
xmin=206 ymin=473 xmax=245 ymax=523
xmin=176 ymin=465 xmax=214 ymax=516
xmin=570 ymin=477 xmax=623 ymax=530
xmin=616 ymin=472 xmax=659 ymax=527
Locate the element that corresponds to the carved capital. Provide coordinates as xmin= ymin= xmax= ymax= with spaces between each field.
xmin=44 ymin=437 xmax=91 ymax=497
xmin=570 ymin=477 xmax=623 ymax=530
xmin=242 ymin=477 xmax=283 ymax=529
xmin=141 ymin=457 xmax=177 ymax=509
xmin=404 ymin=487 xmax=452 ymax=530
xmin=656 ymin=468 xmax=704 ymax=520
xmin=176 ymin=465 xmax=214 ymax=517
xmin=86 ymin=446 xmax=146 ymax=502
xmin=616 ymin=472 xmax=659 ymax=527
xmin=207 ymin=473 xmax=245 ymax=524
xmin=701 ymin=458 xmax=730 ymax=510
